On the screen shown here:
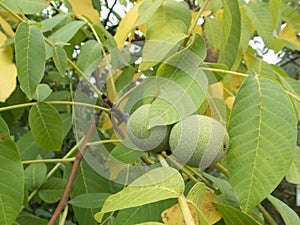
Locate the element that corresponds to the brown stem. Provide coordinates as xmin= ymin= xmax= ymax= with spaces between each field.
xmin=47 ymin=110 xmax=102 ymax=225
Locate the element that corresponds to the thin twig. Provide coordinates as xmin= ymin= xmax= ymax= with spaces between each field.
xmin=103 ymin=0 xmax=117 ymax=27
xmin=140 ymin=155 xmax=154 ymax=165
xmin=47 ymin=110 xmax=102 ymax=225
xmin=161 ymin=152 xmax=199 ymax=184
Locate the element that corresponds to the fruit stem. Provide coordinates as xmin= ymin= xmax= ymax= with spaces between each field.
xmin=161 ymin=152 xmax=199 ymax=184
xmin=178 ymin=195 xmax=196 ymax=225
xmin=22 ymin=157 xmax=76 ymax=165
xmin=187 ymin=167 xmax=217 ymax=191
xmin=157 ymin=154 xmax=169 ymax=167
xmin=214 ymin=163 xmax=229 ymax=177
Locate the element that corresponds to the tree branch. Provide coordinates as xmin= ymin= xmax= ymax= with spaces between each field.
xmin=47 ymin=110 xmax=102 ymax=225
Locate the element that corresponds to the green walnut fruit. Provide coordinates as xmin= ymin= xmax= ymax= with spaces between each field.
xmin=126 ymin=104 xmax=170 ymax=152
xmin=169 ymin=115 xmax=229 ymax=169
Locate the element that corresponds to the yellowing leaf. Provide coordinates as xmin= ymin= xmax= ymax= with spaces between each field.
xmin=279 ymin=24 xmax=300 ymax=49
xmin=209 ymin=82 xmax=224 ymax=99
xmin=114 ymin=1 xmax=143 ymax=48
xmin=0 ymin=16 xmax=14 ymax=37
xmin=161 ymin=202 xmax=199 ymax=225
xmin=0 ymin=32 xmax=17 ymax=102
xmin=227 ymin=75 xmax=245 ymax=93
xmin=200 ymin=191 xmax=222 ymax=224
xmin=107 ymin=159 xmax=129 ymax=180
xmin=225 ymin=96 xmax=235 ymax=109
xmin=243 ymin=47 xmax=258 ymax=68
xmin=68 ymin=0 xmax=100 ymax=23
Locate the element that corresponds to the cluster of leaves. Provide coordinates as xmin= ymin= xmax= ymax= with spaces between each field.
xmin=0 ymin=0 xmax=299 ymax=225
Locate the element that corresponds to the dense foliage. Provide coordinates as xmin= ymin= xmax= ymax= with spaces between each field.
xmin=0 ymin=0 xmax=299 ymax=224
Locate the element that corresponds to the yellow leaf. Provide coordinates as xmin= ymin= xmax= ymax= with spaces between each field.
xmin=106 ymin=69 xmax=122 ymax=102
xmin=0 ymin=12 xmax=19 ymax=29
xmin=191 ymin=11 xmax=204 ymax=35
xmin=0 ymin=16 xmax=14 ymax=37
xmin=133 ymin=72 xmax=143 ymax=81
xmin=279 ymin=24 xmax=300 ymax=49
xmin=162 ymin=202 xmax=199 ymax=225
xmin=200 ymin=191 xmax=222 ymax=224
xmin=138 ymin=24 xmax=146 ymax=35
xmin=102 ymin=114 xmax=113 ymax=130
xmin=0 ymin=32 xmax=17 ymax=102
xmin=114 ymin=1 xmax=143 ymax=48
xmin=68 ymin=0 xmax=100 ymax=23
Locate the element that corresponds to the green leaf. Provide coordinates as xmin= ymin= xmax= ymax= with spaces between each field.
xmin=0 ymin=86 xmax=27 ymax=127
xmin=139 ymin=34 xmax=187 ymax=70
xmin=147 ymin=35 xmax=208 ymax=127
xmin=115 ymin=200 xmax=176 ymax=225
xmin=110 ymin=138 xmax=143 ymax=164
xmin=52 ymin=45 xmax=68 ymax=77
xmin=24 ymin=156 xmax=47 ymax=191
xmin=95 ymin=167 xmax=184 ymax=222
xmin=115 ymin=65 xmax=136 ymax=92
xmin=0 ymin=133 xmax=24 ymax=225
xmin=49 ymin=20 xmax=85 ymax=43
xmin=15 ymin=22 xmax=46 ymax=99
xmin=279 ymin=77 xmax=300 ymax=97
xmin=38 ymin=178 xmax=67 ymax=203
xmin=227 ymin=76 xmax=297 ymax=210
xmin=267 ymin=195 xmax=300 ymax=225
xmin=16 ymin=214 xmax=47 ymax=225
xmin=286 ymin=146 xmax=300 ymax=184
xmin=243 ymin=3 xmax=274 ymax=48
xmin=0 ymin=116 xmax=9 ymax=134
xmin=247 ymin=60 xmax=276 ymax=79
xmin=33 ymin=84 xmax=53 ymax=101
xmin=269 ymin=0 xmax=281 ymax=30
xmin=145 ymin=0 xmax=191 ymax=38
xmin=204 ymin=18 xmax=222 ymax=52
xmin=0 ymin=0 xmax=49 ymax=14
xmin=17 ymin=132 xmax=50 ymax=161
xmin=41 ymin=13 xmax=69 ymax=33
xmin=135 ymin=223 xmax=165 ymax=225
xmin=29 ymin=102 xmax=63 ymax=151
xmin=76 ymin=40 xmax=102 ymax=74
xmin=93 ymin=22 xmax=118 ymax=51
xmin=186 ymin=182 xmax=206 ymax=209
xmin=69 ymin=159 xmax=112 ymax=225
xmin=69 ymin=193 xmax=110 ymax=208
xmin=148 ymin=67 xmax=208 ymax=127
xmin=218 ymin=0 xmax=241 ymax=69
xmin=135 ymin=0 xmax=164 ymax=26
xmin=60 ymin=113 xmax=72 ymax=138
xmin=202 ymin=173 xmax=239 ymax=207
xmin=215 ymin=195 xmax=262 ymax=225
